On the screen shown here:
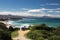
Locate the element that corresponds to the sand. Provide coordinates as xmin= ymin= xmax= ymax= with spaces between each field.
xmin=19 ymin=30 xmax=30 ymax=36
xmin=13 ymin=30 xmax=30 ymax=40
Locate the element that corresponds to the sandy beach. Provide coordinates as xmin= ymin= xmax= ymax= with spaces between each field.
xmin=0 ymin=21 xmax=12 ymax=28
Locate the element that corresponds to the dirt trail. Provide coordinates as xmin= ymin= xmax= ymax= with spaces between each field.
xmin=13 ymin=30 xmax=30 ymax=40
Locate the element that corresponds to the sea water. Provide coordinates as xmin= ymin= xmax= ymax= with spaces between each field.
xmin=7 ymin=18 xmax=60 ymax=28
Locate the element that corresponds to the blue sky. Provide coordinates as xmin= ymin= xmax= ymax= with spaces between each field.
xmin=0 ymin=0 xmax=60 ymax=18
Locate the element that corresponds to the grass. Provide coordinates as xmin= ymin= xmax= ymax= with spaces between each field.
xmin=11 ymin=30 xmax=19 ymax=38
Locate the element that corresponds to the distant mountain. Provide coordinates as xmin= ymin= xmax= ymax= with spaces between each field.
xmin=40 ymin=16 xmax=60 ymax=18
xmin=0 ymin=15 xmax=23 ymax=20
xmin=40 ymin=16 xmax=52 ymax=18
xmin=0 ymin=15 xmax=60 ymax=20
xmin=24 ymin=16 xmax=60 ymax=19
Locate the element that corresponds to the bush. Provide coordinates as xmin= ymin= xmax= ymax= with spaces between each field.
xmin=48 ymin=36 xmax=60 ymax=40
xmin=26 ymin=24 xmax=55 ymax=40
xmin=0 ymin=22 xmax=12 ymax=40
xmin=0 ymin=29 xmax=12 ymax=40
xmin=9 ymin=28 xmax=19 ymax=38
xmin=54 ymin=28 xmax=60 ymax=36
xmin=9 ymin=26 xmax=14 ymax=31
xmin=26 ymin=24 xmax=60 ymax=40
xmin=11 ymin=30 xmax=18 ymax=37
xmin=26 ymin=30 xmax=44 ymax=40
xmin=0 ymin=22 xmax=8 ymax=30
xmin=30 ymin=24 xmax=51 ymax=31
xmin=37 ymin=37 xmax=44 ymax=40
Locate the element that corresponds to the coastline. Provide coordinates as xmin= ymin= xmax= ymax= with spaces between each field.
xmin=0 ymin=21 xmax=13 ymax=28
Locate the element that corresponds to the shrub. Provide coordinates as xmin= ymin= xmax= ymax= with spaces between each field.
xmin=0 ymin=22 xmax=12 ymax=40
xmin=37 ymin=37 xmax=44 ymax=40
xmin=26 ymin=30 xmax=44 ymax=40
xmin=0 ymin=22 xmax=8 ymax=30
xmin=48 ymin=36 xmax=60 ymax=40
xmin=30 ymin=24 xmax=54 ymax=31
xmin=11 ymin=30 xmax=18 ymax=37
xmin=26 ymin=24 xmax=60 ymax=40
xmin=9 ymin=26 xmax=14 ymax=31
xmin=0 ymin=29 xmax=12 ymax=40
xmin=53 ymin=28 xmax=60 ymax=36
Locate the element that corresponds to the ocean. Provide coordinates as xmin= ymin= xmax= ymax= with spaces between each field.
xmin=7 ymin=18 xmax=60 ymax=28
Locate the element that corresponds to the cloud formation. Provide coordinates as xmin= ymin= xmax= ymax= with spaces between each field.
xmin=40 ymin=3 xmax=60 ymax=6
xmin=0 ymin=8 xmax=60 ymax=18
xmin=46 ymin=3 xmax=60 ymax=5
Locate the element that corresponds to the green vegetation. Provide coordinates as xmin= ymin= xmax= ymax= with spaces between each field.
xmin=0 ymin=22 xmax=19 ymax=40
xmin=9 ymin=25 xmax=19 ymax=38
xmin=0 ymin=22 xmax=8 ymax=30
xmin=9 ymin=26 xmax=14 ymax=31
xmin=26 ymin=24 xmax=60 ymax=40
xmin=11 ymin=30 xmax=18 ymax=37
xmin=11 ymin=28 xmax=19 ymax=38
xmin=0 ymin=22 xmax=12 ymax=40
xmin=0 ymin=22 xmax=60 ymax=40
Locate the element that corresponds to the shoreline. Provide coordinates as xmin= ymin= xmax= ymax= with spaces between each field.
xmin=0 ymin=20 xmax=60 ymax=29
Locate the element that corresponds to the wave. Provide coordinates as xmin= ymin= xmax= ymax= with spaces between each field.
xmin=7 ymin=21 xmax=13 ymax=24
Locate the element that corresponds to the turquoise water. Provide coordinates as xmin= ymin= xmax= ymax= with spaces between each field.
xmin=8 ymin=18 xmax=60 ymax=28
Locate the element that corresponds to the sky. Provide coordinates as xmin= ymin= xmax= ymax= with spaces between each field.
xmin=0 ymin=0 xmax=60 ymax=18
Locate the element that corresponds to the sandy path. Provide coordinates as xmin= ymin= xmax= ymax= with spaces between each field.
xmin=19 ymin=30 xmax=30 ymax=36
xmin=13 ymin=30 xmax=30 ymax=40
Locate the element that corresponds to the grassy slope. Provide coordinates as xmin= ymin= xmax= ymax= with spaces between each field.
xmin=11 ymin=30 xmax=19 ymax=38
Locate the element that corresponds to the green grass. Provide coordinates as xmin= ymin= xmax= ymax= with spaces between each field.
xmin=11 ymin=30 xmax=19 ymax=38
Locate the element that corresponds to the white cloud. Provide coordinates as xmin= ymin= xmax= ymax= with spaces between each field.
xmin=48 ymin=11 xmax=60 ymax=13
xmin=40 ymin=8 xmax=60 ymax=11
xmin=0 ymin=8 xmax=60 ymax=18
xmin=28 ymin=9 xmax=41 ymax=12
xmin=46 ymin=3 xmax=60 ymax=5
xmin=40 ymin=3 xmax=60 ymax=6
